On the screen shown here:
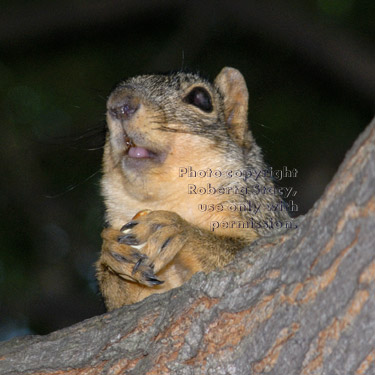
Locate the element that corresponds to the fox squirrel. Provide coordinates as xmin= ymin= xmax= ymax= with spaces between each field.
xmin=96 ymin=67 xmax=291 ymax=310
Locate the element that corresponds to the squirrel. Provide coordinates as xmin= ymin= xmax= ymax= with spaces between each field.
xmin=96 ymin=67 xmax=291 ymax=310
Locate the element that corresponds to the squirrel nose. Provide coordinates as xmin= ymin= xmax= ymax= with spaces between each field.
xmin=108 ymin=95 xmax=140 ymax=120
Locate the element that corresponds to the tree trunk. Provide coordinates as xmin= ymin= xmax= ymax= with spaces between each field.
xmin=1 ymin=118 xmax=375 ymax=375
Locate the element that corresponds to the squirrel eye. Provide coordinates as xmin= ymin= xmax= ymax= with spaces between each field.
xmin=184 ymin=87 xmax=213 ymax=112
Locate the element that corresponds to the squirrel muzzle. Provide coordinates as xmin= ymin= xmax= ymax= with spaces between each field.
xmin=106 ymin=88 xmax=164 ymax=165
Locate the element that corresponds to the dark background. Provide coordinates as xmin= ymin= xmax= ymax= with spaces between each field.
xmin=0 ymin=0 xmax=373 ymax=342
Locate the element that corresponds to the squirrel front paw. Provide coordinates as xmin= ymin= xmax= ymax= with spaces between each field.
xmin=101 ymin=210 xmax=189 ymax=287
xmin=100 ymin=227 xmax=163 ymax=287
xmin=119 ymin=210 xmax=189 ymax=274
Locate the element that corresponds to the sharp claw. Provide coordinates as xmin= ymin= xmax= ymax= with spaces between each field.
xmin=132 ymin=258 xmax=143 ymax=275
xmin=118 ymin=234 xmax=139 ymax=245
xmin=143 ymin=271 xmax=164 ymax=285
xmin=146 ymin=277 xmax=164 ymax=285
xmin=121 ymin=221 xmax=138 ymax=232
xmin=131 ymin=250 xmax=147 ymax=260
xmin=110 ymin=251 xmax=130 ymax=263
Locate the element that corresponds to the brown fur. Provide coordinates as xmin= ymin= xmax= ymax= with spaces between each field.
xmin=96 ymin=67 xmax=289 ymax=310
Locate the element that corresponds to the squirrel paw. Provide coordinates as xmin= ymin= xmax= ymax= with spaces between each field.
xmin=120 ymin=210 xmax=188 ymax=273
xmin=101 ymin=227 xmax=163 ymax=287
xmin=101 ymin=211 xmax=189 ymax=287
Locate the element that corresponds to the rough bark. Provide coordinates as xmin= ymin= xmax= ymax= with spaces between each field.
xmin=1 ymin=117 xmax=375 ymax=375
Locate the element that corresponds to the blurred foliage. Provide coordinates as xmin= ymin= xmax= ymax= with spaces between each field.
xmin=0 ymin=0 xmax=373 ymax=341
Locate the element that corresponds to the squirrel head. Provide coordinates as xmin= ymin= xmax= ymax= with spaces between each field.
xmin=103 ymin=67 xmax=253 ymax=202
xmin=105 ymin=67 xmax=251 ymax=164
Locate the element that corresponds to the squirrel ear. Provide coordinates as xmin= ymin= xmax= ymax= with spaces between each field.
xmin=214 ymin=67 xmax=252 ymax=148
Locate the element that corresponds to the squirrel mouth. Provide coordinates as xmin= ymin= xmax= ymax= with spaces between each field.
xmin=124 ymin=134 xmax=157 ymax=159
